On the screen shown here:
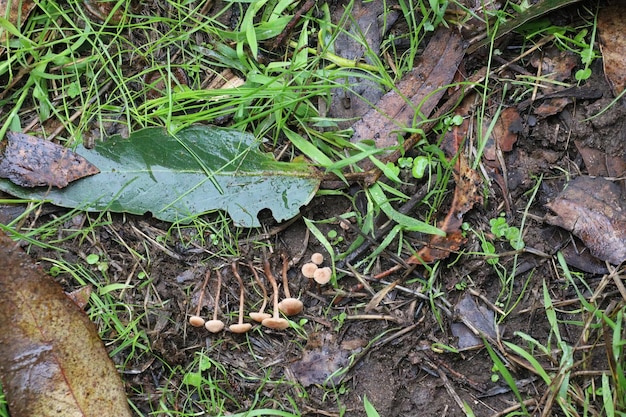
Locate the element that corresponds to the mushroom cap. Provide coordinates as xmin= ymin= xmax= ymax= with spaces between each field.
xmin=261 ymin=317 xmax=290 ymax=330
xmin=229 ymin=323 xmax=252 ymax=334
xmin=310 ymin=252 xmax=324 ymax=265
xmin=313 ymin=267 xmax=332 ymax=285
xmin=249 ymin=312 xmax=272 ymax=322
xmin=301 ymin=262 xmax=318 ymax=278
xmin=205 ymin=319 xmax=225 ymax=333
xmin=278 ymin=298 xmax=304 ymax=316
xmin=189 ymin=315 xmax=205 ymax=327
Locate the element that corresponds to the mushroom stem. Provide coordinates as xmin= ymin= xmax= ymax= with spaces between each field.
xmin=264 ymin=257 xmax=280 ymax=319
xmin=280 ymin=252 xmax=292 ymax=298
xmin=248 ymin=260 xmax=271 ymax=322
xmin=261 ymin=257 xmax=289 ymax=330
xmin=231 ymin=262 xmax=247 ymax=326
xmin=205 ymin=268 xmax=225 ymax=333
xmin=189 ymin=269 xmax=210 ymax=327
xmin=278 ymin=253 xmax=303 ymax=316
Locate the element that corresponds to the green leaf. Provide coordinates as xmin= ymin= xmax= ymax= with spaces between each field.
xmin=0 ymin=126 xmax=320 ymax=227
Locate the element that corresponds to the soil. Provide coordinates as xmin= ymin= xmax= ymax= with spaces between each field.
xmin=1 ymin=1 xmax=625 ymax=417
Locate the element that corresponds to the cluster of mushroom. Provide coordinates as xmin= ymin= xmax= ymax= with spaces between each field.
xmin=188 ymin=254 xmax=310 ymax=333
xmin=301 ymin=252 xmax=332 ymax=285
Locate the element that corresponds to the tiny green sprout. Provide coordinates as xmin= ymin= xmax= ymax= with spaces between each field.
xmin=481 ymin=241 xmax=499 ymax=265
xmin=411 ymin=155 xmax=430 ymax=179
xmin=49 ymin=265 xmax=61 ymax=277
xmin=86 ymin=253 xmax=100 ymax=265
xmin=397 ymin=157 xmax=413 ymax=169
xmin=491 ymin=365 xmax=500 ymax=382
xmin=455 ymin=280 xmax=467 ymax=291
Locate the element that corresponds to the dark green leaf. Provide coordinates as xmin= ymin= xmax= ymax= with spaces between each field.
xmin=0 ymin=126 xmax=320 ymax=227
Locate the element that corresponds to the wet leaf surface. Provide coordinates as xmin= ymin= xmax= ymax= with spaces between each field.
xmin=0 ymin=132 xmax=100 ymax=188
xmin=350 ymin=28 xmax=465 ymax=147
xmin=451 ymin=294 xmax=497 ymax=350
xmin=598 ymin=5 xmax=626 ymax=96
xmin=546 ymin=176 xmax=626 ymax=265
xmin=0 ymin=126 xmax=320 ymax=227
xmin=0 ymin=230 xmax=132 ymax=417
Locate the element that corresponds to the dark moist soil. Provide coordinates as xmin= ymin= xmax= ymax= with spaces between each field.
xmin=2 ymin=2 xmax=625 ymax=417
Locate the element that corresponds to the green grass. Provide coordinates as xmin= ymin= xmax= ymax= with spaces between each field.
xmin=1 ymin=1 xmax=623 ymax=416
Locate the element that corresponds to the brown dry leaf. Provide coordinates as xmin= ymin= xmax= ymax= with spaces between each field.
xmin=0 ymin=131 xmax=100 ymax=188
xmin=546 ymin=176 xmax=626 ymax=265
xmin=451 ymin=294 xmax=497 ymax=350
xmin=351 ymin=27 xmax=465 ymax=147
xmin=0 ymin=230 xmax=132 ymax=417
xmin=408 ymin=153 xmax=482 ymax=265
xmin=534 ymin=97 xmax=572 ymax=119
xmin=483 ymin=106 xmax=522 ymax=161
xmin=575 ymin=141 xmax=626 ymax=177
xmin=0 ymin=0 xmax=36 ymax=42
xmin=598 ymin=5 xmax=626 ymax=96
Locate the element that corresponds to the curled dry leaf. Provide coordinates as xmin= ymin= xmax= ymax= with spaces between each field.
xmin=546 ymin=176 xmax=626 ymax=265
xmin=0 ymin=132 xmax=100 ymax=188
xmin=0 ymin=230 xmax=132 ymax=417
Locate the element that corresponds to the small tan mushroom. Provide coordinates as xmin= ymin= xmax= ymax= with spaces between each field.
xmin=189 ymin=269 xmax=211 ymax=327
xmin=313 ymin=267 xmax=332 ymax=285
xmin=205 ymin=269 xmax=225 ymax=333
xmin=229 ymin=262 xmax=252 ymax=334
xmin=261 ymin=257 xmax=289 ymax=330
xmin=277 ymin=253 xmax=303 ymax=316
xmin=310 ymin=252 xmax=324 ymax=265
xmin=248 ymin=260 xmax=271 ymax=322
xmin=301 ymin=262 xmax=318 ymax=278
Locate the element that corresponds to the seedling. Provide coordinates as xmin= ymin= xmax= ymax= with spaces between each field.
xmin=489 ymin=214 xmax=525 ymax=250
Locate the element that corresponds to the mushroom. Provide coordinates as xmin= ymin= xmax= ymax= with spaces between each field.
xmin=248 ymin=260 xmax=271 ymax=323
xmin=205 ymin=268 xmax=225 ymax=333
xmin=189 ymin=269 xmax=210 ymax=327
xmin=301 ymin=262 xmax=318 ymax=279
xmin=229 ymin=262 xmax=252 ymax=334
xmin=261 ymin=257 xmax=289 ymax=330
xmin=277 ymin=253 xmax=303 ymax=316
xmin=313 ymin=267 xmax=332 ymax=285
xmin=310 ymin=252 xmax=324 ymax=265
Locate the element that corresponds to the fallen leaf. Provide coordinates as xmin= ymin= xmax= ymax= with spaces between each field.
xmin=291 ymin=332 xmax=364 ymax=387
xmin=350 ymin=27 xmax=466 ymax=147
xmin=598 ymin=5 xmax=626 ymax=96
xmin=0 ymin=125 xmax=320 ymax=227
xmin=546 ymin=176 xmax=626 ymax=265
xmin=575 ymin=141 xmax=626 ymax=178
xmin=0 ymin=132 xmax=100 ymax=188
xmin=483 ymin=107 xmax=522 ymax=161
xmin=533 ymin=97 xmax=572 ymax=119
xmin=0 ymin=230 xmax=132 ymax=417
xmin=0 ymin=0 xmax=36 ymax=42
xmin=451 ymin=294 xmax=497 ymax=350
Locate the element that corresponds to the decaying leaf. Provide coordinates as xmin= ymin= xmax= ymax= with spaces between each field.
xmin=0 ymin=0 xmax=36 ymax=42
xmin=350 ymin=27 xmax=465 ymax=147
xmin=451 ymin=294 xmax=497 ymax=350
xmin=546 ymin=176 xmax=626 ymax=265
xmin=598 ymin=5 xmax=626 ymax=96
xmin=0 ymin=230 xmax=132 ymax=417
xmin=0 ymin=132 xmax=100 ymax=188
xmin=483 ymin=107 xmax=522 ymax=161
xmin=0 ymin=125 xmax=320 ymax=227
xmin=575 ymin=141 xmax=626 ymax=178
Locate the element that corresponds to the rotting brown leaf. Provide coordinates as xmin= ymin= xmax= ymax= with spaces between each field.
xmin=350 ymin=27 xmax=465 ymax=148
xmin=575 ymin=141 xmax=626 ymax=178
xmin=0 ymin=131 xmax=100 ymax=188
xmin=546 ymin=176 xmax=626 ymax=265
xmin=0 ymin=230 xmax=132 ymax=417
xmin=598 ymin=5 xmax=626 ymax=96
